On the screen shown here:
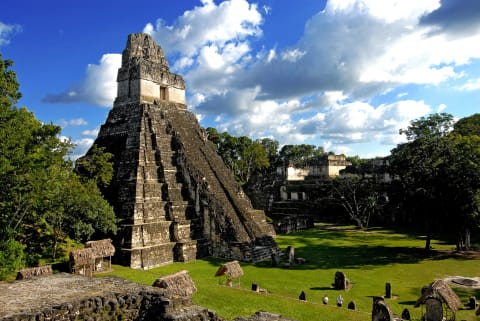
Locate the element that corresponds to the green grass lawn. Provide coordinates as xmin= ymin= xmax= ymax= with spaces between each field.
xmin=102 ymin=224 xmax=480 ymax=321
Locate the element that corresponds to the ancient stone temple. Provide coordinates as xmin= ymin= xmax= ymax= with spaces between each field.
xmin=88 ymin=33 xmax=277 ymax=269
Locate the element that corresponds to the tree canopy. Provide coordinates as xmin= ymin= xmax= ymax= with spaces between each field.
xmin=0 ymin=54 xmax=116 ymax=278
xmin=390 ymin=113 xmax=480 ymax=250
xmin=206 ymin=127 xmax=270 ymax=184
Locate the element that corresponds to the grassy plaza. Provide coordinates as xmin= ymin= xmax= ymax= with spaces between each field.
xmin=102 ymin=224 xmax=480 ymax=321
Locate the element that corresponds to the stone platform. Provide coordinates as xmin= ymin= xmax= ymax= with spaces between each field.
xmin=0 ymin=273 xmax=216 ymax=321
xmin=0 ymin=273 xmax=296 ymax=321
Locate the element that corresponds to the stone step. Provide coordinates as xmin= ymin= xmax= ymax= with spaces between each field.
xmin=171 ymin=220 xmax=192 ymax=241
xmin=174 ymin=241 xmax=197 ymax=262
xmin=124 ymin=242 xmax=176 ymax=269
xmin=166 ymin=187 xmax=186 ymax=201
xmin=134 ymin=202 xmax=169 ymax=223
xmin=129 ymin=221 xmax=175 ymax=248
xmin=163 ymin=169 xmax=180 ymax=183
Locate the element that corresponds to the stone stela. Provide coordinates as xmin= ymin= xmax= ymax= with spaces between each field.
xmin=86 ymin=33 xmax=278 ymax=269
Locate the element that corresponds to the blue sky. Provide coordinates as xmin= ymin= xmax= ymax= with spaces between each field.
xmin=1 ymin=0 xmax=480 ymax=159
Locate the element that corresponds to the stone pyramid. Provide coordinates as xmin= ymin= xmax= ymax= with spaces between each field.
xmin=89 ymin=33 xmax=277 ymax=269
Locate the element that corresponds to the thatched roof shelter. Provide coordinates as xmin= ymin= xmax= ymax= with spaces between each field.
xmin=85 ymin=239 xmax=115 ymax=258
xmin=215 ymin=260 xmax=244 ymax=279
xmin=415 ymin=279 xmax=462 ymax=313
xmin=69 ymin=248 xmax=95 ymax=267
xmin=153 ymin=270 xmax=197 ymax=298
xmin=69 ymin=239 xmax=115 ymax=276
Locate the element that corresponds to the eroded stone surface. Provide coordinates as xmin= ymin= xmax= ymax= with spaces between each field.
xmin=0 ymin=274 xmax=296 ymax=321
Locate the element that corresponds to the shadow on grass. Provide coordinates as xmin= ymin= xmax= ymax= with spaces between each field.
xmin=309 ymin=286 xmax=334 ymax=291
xmin=398 ymin=300 xmax=417 ymax=306
xmin=200 ymin=225 xmax=473 ymax=271
xmin=289 ymin=244 xmax=435 ymax=269
xmin=254 ymin=226 xmax=466 ymax=270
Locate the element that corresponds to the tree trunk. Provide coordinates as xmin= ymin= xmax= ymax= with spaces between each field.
xmin=424 ymin=222 xmax=431 ymax=253
xmin=352 ymin=217 xmax=364 ymax=229
xmin=456 ymin=231 xmax=464 ymax=251
xmin=465 ymin=228 xmax=471 ymax=250
xmin=425 ymin=235 xmax=431 ymax=253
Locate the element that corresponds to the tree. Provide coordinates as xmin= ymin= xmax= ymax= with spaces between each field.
xmin=0 ymin=55 xmax=117 ymax=276
xmin=442 ymin=130 xmax=480 ymax=249
xmin=205 ymin=128 xmax=271 ymax=184
xmin=0 ymin=239 xmax=25 ymax=280
xmin=257 ymin=138 xmax=279 ymax=167
xmin=390 ymin=113 xmax=480 ymax=251
xmin=75 ymin=144 xmax=114 ymax=188
xmin=453 ymin=113 xmax=480 ymax=136
xmin=329 ymin=175 xmax=380 ymax=229
xmin=278 ymin=144 xmax=325 ymax=167
xmin=399 ymin=112 xmax=454 ymax=141
xmin=236 ymin=141 xmax=270 ymax=183
xmin=205 ymin=127 xmax=222 ymax=152
xmin=46 ymin=173 xmax=117 ymax=258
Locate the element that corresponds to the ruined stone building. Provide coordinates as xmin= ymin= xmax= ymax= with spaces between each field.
xmin=264 ymin=155 xmax=391 ymax=233
xmin=245 ymin=155 xmax=351 ymax=234
xmin=272 ymin=155 xmax=350 ymax=232
xmin=87 ymin=33 xmax=277 ymax=269
xmin=276 ymin=154 xmax=351 ymax=183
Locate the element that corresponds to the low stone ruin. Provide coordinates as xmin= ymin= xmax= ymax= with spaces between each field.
xmin=347 ymin=300 xmax=356 ymax=310
xmin=215 ymin=260 xmax=244 ymax=287
xmin=1 ymin=273 xmax=216 ymax=321
xmin=0 ymin=273 xmax=296 ymax=321
xmin=233 ymin=311 xmax=296 ymax=321
xmin=15 ymin=265 xmax=52 ymax=280
xmin=152 ymin=270 xmax=197 ymax=298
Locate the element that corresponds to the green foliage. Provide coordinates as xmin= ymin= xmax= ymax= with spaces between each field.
xmin=390 ymin=113 xmax=480 ymax=250
xmin=278 ymin=144 xmax=325 ymax=167
xmin=46 ymin=173 xmax=117 ymax=258
xmin=0 ymin=55 xmax=117 ymax=277
xmin=453 ymin=113 xmax=480 ymax=136
xmin=0 ymin=54 xmax=21 ymax=109
xmin=75 ymin=144 xmax=114 ymax=188
xmin=206 ymin=127 xmax=272 ymax=184
xmin=0 ymin=238 xmax=25 ymax=280
xmin=399 ymin=112 xmax=454 ymax=141
xmin=346 ymin=155 xmax=369 ymax=167
xmin=257 ymin=137 xmax=279 ymax=165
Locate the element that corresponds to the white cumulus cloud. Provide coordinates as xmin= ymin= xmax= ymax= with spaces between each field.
xmin=43 ymin=54 xmax=121 ymax=107
xmin=0 ymin=22 xmax=22 ymax=46
xmin=144 ymin=0 xmax=262 ymax=60
xmin=81 ymin=127 xmax=100 ymax=137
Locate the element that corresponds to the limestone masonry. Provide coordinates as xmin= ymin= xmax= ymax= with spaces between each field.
xmin=88 ymin=33 xmax=277 ymax=269
xmin=0 ymin=274 xmax=296 ymax=321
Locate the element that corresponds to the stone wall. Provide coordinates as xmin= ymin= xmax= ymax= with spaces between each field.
xmin=0 ymin=274 xmax=220 ymax=321
xmin=0 ymin=274 xmax=296 ymax=321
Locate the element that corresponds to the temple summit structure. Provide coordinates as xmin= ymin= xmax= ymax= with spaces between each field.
xmin=86 ymin=33 xmax=277 ymax=269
